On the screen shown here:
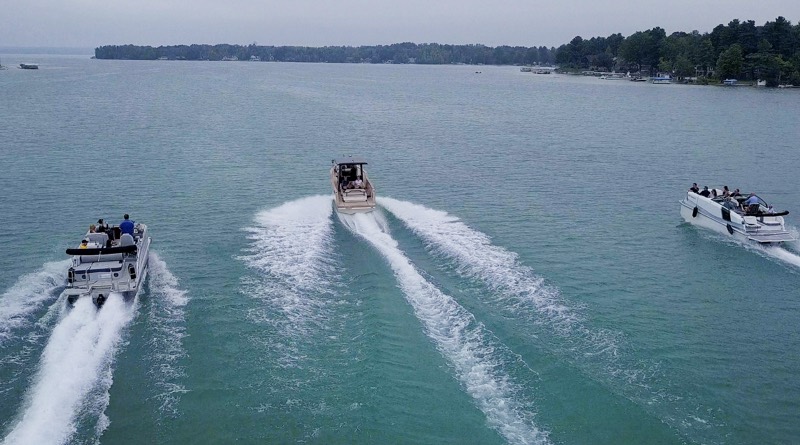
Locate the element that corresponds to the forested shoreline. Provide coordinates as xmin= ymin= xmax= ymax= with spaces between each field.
xmin=95 ymin=16 xmax=800 ymax=85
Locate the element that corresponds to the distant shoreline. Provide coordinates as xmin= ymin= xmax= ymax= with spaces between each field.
xmin=93 ymin=17 xmax=800 ymax=87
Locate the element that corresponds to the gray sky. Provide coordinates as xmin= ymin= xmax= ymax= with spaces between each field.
xmin=2 ymin=0 xmax=798 ymax=48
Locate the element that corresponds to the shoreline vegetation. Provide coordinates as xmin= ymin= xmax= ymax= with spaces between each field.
xmin=95 ymin=16 xmax=800 ymax=86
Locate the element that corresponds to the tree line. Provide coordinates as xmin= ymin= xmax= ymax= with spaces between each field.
xmin=555 ymin=17 xmax=800 ymax=85
xmin=95 ymin=16 xmax=800 ymax=85
xmin=94 ymin=43 xmax=558 ymax=66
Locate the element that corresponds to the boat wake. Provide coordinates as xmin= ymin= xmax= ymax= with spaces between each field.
xmin=339 ymin=211 xmax=550 ymax=445
xmin=378 ymin=197 xmax=724 ymax=441
xmin=240 ymin=195 xmax=339 ymax=365
xmin=379 ymin=197 xmax=618 ymax=355
xmin=697 ymin=224 xmax=800 ymax=270
xmin=753 ymin=244 xmax=800 ymax=269
xmin=144 ymin=252 xmax=189 ymax=417
xmin=0 ymin=260 xmax=69 ymax=347
xmin=2 ymin=293 xmax=137 ymax=445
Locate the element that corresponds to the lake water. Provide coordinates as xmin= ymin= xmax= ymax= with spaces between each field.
xmin=1 ymin=54 xmax=800 ymax=445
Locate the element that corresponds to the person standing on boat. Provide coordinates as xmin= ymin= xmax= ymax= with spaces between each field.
xmin=120 ymin=214 xmax=135 ymax=236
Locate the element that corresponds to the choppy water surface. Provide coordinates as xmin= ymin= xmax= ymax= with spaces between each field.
xmin=1 ymin=54 xmax=800 ymax=444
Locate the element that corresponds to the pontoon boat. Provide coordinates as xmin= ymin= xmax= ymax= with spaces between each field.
xmin=64 ymin=221 xmax=151 ymax=307
xmin=680 ymin=190 xmax=796 ymax=244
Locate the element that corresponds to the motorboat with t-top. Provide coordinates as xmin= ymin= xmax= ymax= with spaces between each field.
xmin=680 ymin=189 xmax=796 ymax=244
xmin=64 ymin=219 xmax=151 ymax=307
xmin=330 ymin=157 xmax=376 ymax=213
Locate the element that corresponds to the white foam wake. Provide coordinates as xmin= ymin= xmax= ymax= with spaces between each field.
xmin=0 ymin=260 xmax=69 ymax=346
xmin=240 ymin=195 xmax=337 ymax=337
xmin=379 ymin=197 xmax=600 ymax=340
xmin=341 ymin=212 xmax=549 ymax=445
xmin=755 ymin=245 xmax=800 ymax=269
xmin=145 ymin=252 xmax=189 ymax=417
xmin=2 ymin=294 xmax=137 ymax=445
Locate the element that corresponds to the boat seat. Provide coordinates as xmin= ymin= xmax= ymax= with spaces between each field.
xmin=78 ymin=253 xmax=124 ymax=264
xmin=119 ymin=233 xmax=135 ymax=247
xmin=86 ymin=232 xmax=109 ymax=245
xmin=342 ymin=189 xmax=367 ymax=202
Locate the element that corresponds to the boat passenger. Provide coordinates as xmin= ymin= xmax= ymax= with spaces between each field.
xmin=120 ymin=214 xmax=135 ymax=236
xmin=722 ymin=186 xmax=730 ymax=197
xmin=96 ymin=219 xmax=108 ymax=233
xmin=79 ymin=239 xmax=89 ymax=249
xmin=711 ymin=189 xmax=718 ymax=198
xmin=354 ymin=178 xmax=364 ymax=189
xmin=89 ymin=224 xmax=96 ymax=233
xmin=745 ymin=193 xmax=760 ymax=214
xmin=689 ymin=183 xmax=700 ymax=194
xmin=731 ymin=188 xmax=741 ymax=197
xmin=699 ymin=186 xmax=711 ymax=198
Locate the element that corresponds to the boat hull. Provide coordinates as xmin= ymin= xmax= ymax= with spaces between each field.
xmin=330 ymin=161 xmax=376 ymax=214
xmin=680 ymin=194 xmax=795 ymax=244
xmin=65 ymin=226 xmax=151 ymax=307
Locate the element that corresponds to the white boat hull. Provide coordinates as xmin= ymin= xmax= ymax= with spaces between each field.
xmin=330 ymin=159 xmax=376 ymax=214
xmin=65 ymin=224 xmax=151 ymax=306
xmin=680 ymin=193 xmax=795 ymax=244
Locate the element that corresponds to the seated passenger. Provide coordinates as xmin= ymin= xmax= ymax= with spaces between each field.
xmin=731 ymin=188 xmax=741 ymax=197
xmin=689 ymin=183 xmax=700 ymax=194
xmin=96 ymin=219 xmax=108 ymax=233
xmin=722 ymin=186 xmax=730 ymax=198
xmin=711 ymin=189 xmax=718 ymax=198
xmin=89 ymin=224 xmax=96 ymax=233
xmin=699 ymin=186 xmax=711 ymax=198
xmin=354 ymin=178 xmax=364 ymax=188
xmin=120 ymin=214 xmax=135 ymax=236
xmin=79 ymin=239 xmax=89 ymax=249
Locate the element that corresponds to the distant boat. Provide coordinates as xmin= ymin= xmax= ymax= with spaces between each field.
xmin=723 ymin=79 xmax=738 ymax=86
xmin=221 ymin=56 xmax=239 ymax=61
xmin=249 ymin=55 xmax=261 ymax=61
xmin=651 ymin=76 xmax=671 ymax=84
xmin=330 ymin=157 xmax=376 ymax=214
xmin=520 ymin=66 xmax=532 ymax=72
xmin=19 ymin=63 xmax=39 ymax=70
xmin=0 ymin=56 xmax=7 ymax=70
xmin=756 ymin=79 xmax=766 ymax=87
xmin=600 ymin=73 xmax=625 ymax=80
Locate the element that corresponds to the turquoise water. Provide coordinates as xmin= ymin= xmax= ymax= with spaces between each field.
xmin=1 ymin=54 xmax=800 ymax=444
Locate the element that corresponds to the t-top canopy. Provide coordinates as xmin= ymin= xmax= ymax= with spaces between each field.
xmin=333 ymin=157 xmax=368 ymax=166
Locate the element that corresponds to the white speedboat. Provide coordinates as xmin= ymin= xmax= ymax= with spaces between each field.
xmin=680 ymin=190 xmax=796 ymax=244
xmin=330 ymin=157 xmax=376 ymax=214
xmin=64 ymin=221 xmax=151 ymax=307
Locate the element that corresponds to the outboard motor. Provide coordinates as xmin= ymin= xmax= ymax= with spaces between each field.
xmin=67 ymin=268 xmax=75 ymax=284
xmin=67 ymin=294 xmax=79 ymax=305
xmin=95 ymin=294 xmax=107 ymax=308
xmin=128 ymin=264 xmax=136 ymax=280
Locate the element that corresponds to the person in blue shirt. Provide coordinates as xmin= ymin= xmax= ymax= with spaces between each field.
xmin=120 ymin=214 xmax=135 ymax=236
xmin=744 ymin=193 xmax=761 ymax=214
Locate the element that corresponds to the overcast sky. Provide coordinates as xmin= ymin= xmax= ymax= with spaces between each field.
xmin=2 ymin=0 xmax=798 ymax=49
